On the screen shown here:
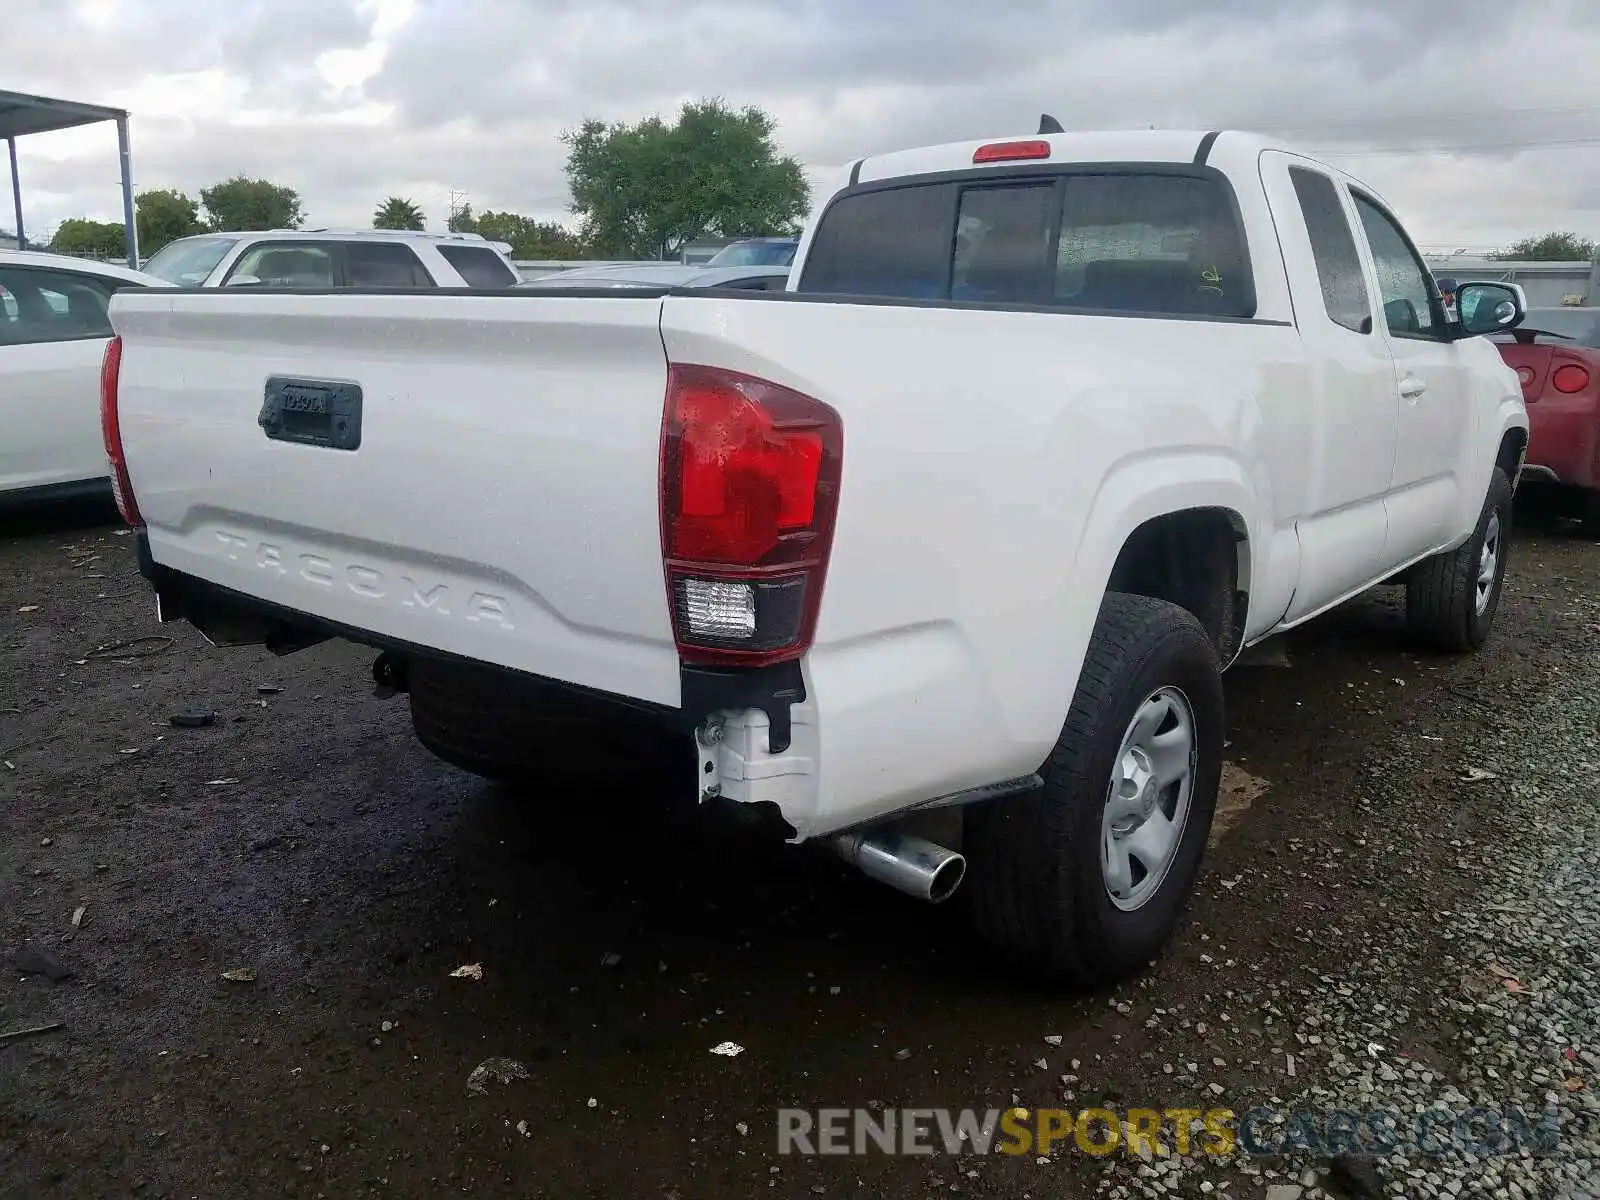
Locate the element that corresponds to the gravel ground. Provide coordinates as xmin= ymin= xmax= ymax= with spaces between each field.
xmin=1096 ymin=528 xmax=1600 ymax=1200
xmin=1 ymin=496 xmax=1598 ymax=1200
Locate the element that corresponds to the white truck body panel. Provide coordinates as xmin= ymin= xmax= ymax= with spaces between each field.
xmin=108 ymin=128 xmax=1527 ymax=842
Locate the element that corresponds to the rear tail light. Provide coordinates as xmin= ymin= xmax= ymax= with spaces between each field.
xmin=973 ymin=139 xmax=1052 ymax=164
xmin=1552 ymin=363 xmax=1591 ymax=394
xmin=660 ymin=364 xmax=842 ymax=667
xmin=99 ymin=335 xmax=143 ymax=527
xmin=1516 ymin=366 xmax=1536 ymax=389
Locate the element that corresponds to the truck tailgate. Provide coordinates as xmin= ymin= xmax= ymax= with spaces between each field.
xmin=111 ymin=291 xmax=682 ymax=706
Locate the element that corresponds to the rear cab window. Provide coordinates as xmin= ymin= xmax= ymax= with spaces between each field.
xmin=798 ymin=168 xmax=1255 ymax=319
xmin=437 ymin=245 xmax=519 ymax=288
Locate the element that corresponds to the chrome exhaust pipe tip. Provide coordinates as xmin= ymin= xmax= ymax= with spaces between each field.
xmin=831 ymin=829 xmax=966 ymax=904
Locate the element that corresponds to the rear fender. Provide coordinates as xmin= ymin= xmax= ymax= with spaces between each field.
xmin=1050 ymin=450 xmax=1258 ymax=704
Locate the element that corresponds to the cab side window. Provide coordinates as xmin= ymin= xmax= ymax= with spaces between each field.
xmin=1351 ymin=194 xmax=1444 ymax=340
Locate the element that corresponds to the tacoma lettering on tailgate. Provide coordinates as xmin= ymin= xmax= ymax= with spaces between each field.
xmin=213 ymin=531 xmax=515 ymax=630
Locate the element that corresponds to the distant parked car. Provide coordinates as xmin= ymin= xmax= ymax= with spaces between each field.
xmin=704 ymin=237 xmax=799 ymax=268
xmin=520 ymin=262 xmax=790 ymax=291
xmin=137 ymin=230 xmax=522 ymax=290
xmin=0 ymin=249 xmax=172 ymax=508
xmin=1489 ymin=306 xmax=1600 ymax=533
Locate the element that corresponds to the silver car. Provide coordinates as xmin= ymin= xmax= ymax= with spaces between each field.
xmin=518 ymin=263 xmax=790 ymax=291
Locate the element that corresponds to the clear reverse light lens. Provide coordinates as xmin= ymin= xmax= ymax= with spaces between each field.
xmin=681 ymin=578 xmax=756 ymax=640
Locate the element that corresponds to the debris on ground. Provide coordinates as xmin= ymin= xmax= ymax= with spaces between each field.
xmin=219 ymin=967 xmax=257 ymax=984
xmin=169 ymin=710 xmax=217 ymax=729
xmin=893 ymin=1048 xmax=912 ymax=1060
xmin=516 ymin=1119 xmax=530 ymax=1138
xmin=600 ymin=952 xmax=621 ymax=968
xmin=85 ymin=636 xmax=174 ymax=661
xmin=1044 ymin=1034 xmax=1063 ymax=1046
xmin=257 ymin=685 xmax=283 ymax=695
xmin=465 ymin=1057 xmax=529 ymax=1096
xmin=70 ymin=906 xmax=86 ymax=929
xmin=205 ymin=778 xmax=241 ymax=786
xmin=449 ymin=963 xmax=484 ymax=981
xmin=1461 ymin=765 xmax=1499 ymax=782
xmin=710 ymin=1042 xmax=745 ymax=1057
xmin=0 ymin=1021 xmax=64 ymax=1044
xmin=13 ymin=946 xmax=73 ymax=982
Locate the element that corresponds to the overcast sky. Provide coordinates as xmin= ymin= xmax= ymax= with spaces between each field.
xmin=4 ymin=0 xmax=1598 ymax=255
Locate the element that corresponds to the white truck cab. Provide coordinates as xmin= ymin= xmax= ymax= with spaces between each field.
xmin=105 ymin=126 xmax=1529 ymax=986
xmin=137 ymin=229 xmax=521 ymax=290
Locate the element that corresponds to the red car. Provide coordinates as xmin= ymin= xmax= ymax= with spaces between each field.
xmin=1492 ymin=306 xmax=1600 ymax=534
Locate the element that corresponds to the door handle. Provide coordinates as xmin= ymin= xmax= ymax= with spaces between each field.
xmin=1399 ymin=375 xmax=1428 ymax=400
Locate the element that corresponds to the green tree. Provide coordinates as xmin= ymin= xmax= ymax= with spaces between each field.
xmin=447 ymin=202 xmax=476 ymax=234
xmin=374 ymin=196 xmax=426 ymax=230
xmin=200 ymin=176 xmax=304 ymax=232
xmin=562 ymin=98 xmax=809 ymax=259
xmin=472 ymin=210 xmax=585 ymax=259
xmin=135 ymin=188 xmax=204 ymax=255
xmin=1493 ymin=232 xmax=1596 ymax=262
xmin=50 ymin=218 xmax=125 ymax=258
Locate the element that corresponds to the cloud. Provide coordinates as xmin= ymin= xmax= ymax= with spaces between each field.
xmin=3 ymin=0 xmax=1599 ymax=251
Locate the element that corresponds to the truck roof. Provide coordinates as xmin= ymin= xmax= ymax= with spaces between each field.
xmin=848 ymin=128 xmax=1315 ymax=187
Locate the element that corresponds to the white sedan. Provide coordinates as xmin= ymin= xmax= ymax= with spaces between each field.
xmin=0 ymin=249 xmax=172 ymax=508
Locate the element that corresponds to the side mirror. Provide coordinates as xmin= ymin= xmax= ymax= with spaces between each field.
xmin=1453 ymin=281 xmax=1526 ymax=337
xmin=224 ymin=274 xmax=263 ymax=288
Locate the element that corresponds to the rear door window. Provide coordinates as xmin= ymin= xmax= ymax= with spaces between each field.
xmin=343 ymin=242 xmax=435 ymax=287
xmin=0 ymin=266 xmax=123 ymax=345
xmin=437 ymin=245 xmax=519 ymax=288
xmin=799 ymin=171 xmax=1253 ymax=317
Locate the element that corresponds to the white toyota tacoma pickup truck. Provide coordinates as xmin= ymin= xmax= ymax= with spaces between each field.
xmin=103 ymin=128 xmax=1530 ymax=985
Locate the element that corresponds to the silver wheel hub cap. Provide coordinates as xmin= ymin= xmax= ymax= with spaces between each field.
xmin=1101 ymin=686 xmax=1196 ymax=912
xmin=1476 ymin=512 xmax=1501 ymax=616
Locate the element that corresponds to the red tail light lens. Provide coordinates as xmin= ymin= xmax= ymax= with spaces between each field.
xmin=1552 ymin=363 xmax=1591 ymax=394
xmin=660 ymin=364 xmax=842 ymax=666
xmin=99 ymin=335 xmax=142 ymax=527
xmin=973 ymin=139 xmax=1052 ymax=164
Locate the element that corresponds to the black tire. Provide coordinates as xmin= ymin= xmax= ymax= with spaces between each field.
xmin=407 ymin=656 xmax=679 ymax=787
xmin=1405 ymin=467 xmax=1513 ymax=652
xmin=962 ymin=592 xmax=1225 ymax=987
xmin=1580 ymin=489 xmax=1600 ymax=540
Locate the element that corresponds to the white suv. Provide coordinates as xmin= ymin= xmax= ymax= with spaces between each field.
xmin=137 ymin=229 xmax=522 ymax=290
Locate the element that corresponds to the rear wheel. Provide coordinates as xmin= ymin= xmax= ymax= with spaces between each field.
xmin=962 ymin=592 xmax=1225 ymax=986
xmin=1405 ymin=467 xmax=1513 ymax=652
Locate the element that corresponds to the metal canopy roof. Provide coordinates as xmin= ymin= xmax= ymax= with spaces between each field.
xmin=2 ymin=89 xmax=137 ymax=267
xmin=0 ymin=89 xmax=128 ymax=139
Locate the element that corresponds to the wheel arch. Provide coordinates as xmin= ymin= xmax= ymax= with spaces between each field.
xmin=1076 ymin=452 xmax=1258 ymax=667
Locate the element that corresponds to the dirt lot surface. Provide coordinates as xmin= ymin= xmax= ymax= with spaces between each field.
xmin=2 ymin=498 xmax=1597 ymax=1200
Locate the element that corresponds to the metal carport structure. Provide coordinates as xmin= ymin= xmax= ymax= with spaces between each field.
xmin=1 ymin=89 xmax=137 ymax=267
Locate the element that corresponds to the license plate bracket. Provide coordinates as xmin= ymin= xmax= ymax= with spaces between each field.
xmin=259 ymin=377 xmax=363 ymax=451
